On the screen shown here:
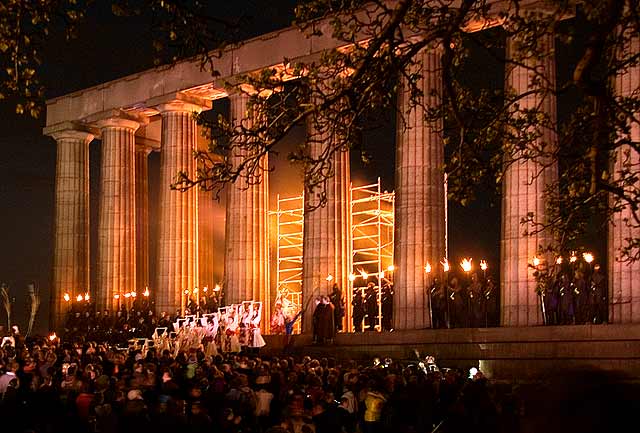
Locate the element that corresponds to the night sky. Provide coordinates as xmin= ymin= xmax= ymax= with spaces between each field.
xmin=0 ymin=3 xmax=601 ymax=334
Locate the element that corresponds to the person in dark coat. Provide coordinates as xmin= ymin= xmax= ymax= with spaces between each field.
xmin=558 ymin=273 xmax=575 ymax=325
xmin=315 ymin=296 xmax=335 ymax=344
xmin=573 ymin=270 xmax=589 ymax=324
xmin=364 ymin=282 xmax=378 ymax=331
xmin=329 ymin=284 xmax=345 ymax=332
xmin=352 ymin=290 xmax=365 ymax=332
xmin=589 ymin=264 xmax=607 ymax=324
xmin=449 ymin=277 xmax=468 ymax=328
xmin=467 ymin=273 xmax=483 ymax=328
xmin=430 ymin=277 xmax=447 ymax=329
xmin=380 ymin=282 xmax=394 ymax=331
xmin=483 ymin=277 xmax=499 ymax=327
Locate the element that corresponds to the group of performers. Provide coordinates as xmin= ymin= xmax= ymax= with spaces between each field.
xmin=149 ymin=301 xmax=267 ymax=356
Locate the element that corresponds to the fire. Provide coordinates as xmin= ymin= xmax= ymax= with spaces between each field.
xmin=425 ymin=262 xmax=432 ymax=274
xmin=480 ymin=260 xmax=488 ymax=271
xmin=440 ymin=258 xmax=450 ymax=273
xmin=460 ymin=258 xmax=473 ymax=273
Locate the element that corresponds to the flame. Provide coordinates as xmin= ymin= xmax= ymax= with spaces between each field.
xmin=348 ymin=273 xmax=356 ymax=282
xmin=48 ymin=332 xmax=57 ymax=341
xmin=440 ymin=258 xmax=450 ymax=273
xmin=569 ymin=252 xmax=577 ymax=263
xmin=460 ymin=258 xmax=473 ymax=273
xmin=583 ymin=252 xmax=594 ymax=263
xmin=425 ymin=263 xmax=432 ymax=274
xmin=193 ymin=287 xmax=199 ymax=294
xmin=124 ymin=292 xmax=131 ymax=298
xmin=387 ymin=265 xmax=395 ymax=272
xmin=480 ymin=260 xmax=488 ymax=271
xmin=359 ymin=269 xmax=368 ymax=280
xmin=84 ymin=293 xmax=90 ymax=301
xmin=76 ymin=294 xmax=83 ymax=302
xmin=143 ymin=287 xmax=150 ymax=297
xmin=532 ymin=256 xmax=541 ymax=267
xmin=63 ymin=293 xmax=70 ymax=302
xmin=556 ymin=256 xmax=563 ymax=265
xmin=131 ymin=291 xmax=137 ymax=298
xmin=214 ymin=284 xmax=221 ymax=292
xmin=326 ymin=274 xmax=334 ymax=282
xmin=114 ymin=293 xmax=120 ymax=299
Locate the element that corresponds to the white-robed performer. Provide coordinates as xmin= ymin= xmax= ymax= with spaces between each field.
xmin=249 ymin=301 xmax=266 ymax=348
xmin=202 ymin=313 xmax=219 ymax=357
xmin=224 ymin=305 xmax=241 ymax=353
xmin=239 ymin=301 xmax=252 ymax=348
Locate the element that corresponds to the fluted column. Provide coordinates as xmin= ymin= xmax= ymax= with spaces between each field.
xmin=48 ymin=127 xmax=93 ymax=329
xmin=302 ymin=111 xmax=351 ymax=333
xmin=393 ymin=48 xmax=446 ymax=330
xmin=501 ymin=33 xmax=558 ymax=326
xmin=198 ymin=134 xmax=215 ymax=293
xmin=223 ymin=93 xmax=270 ymax=320
xmin=156 ymin=100 xmax=204 ymax=315
xmin=97 ymin=118 xmax=140 ymax=311
xmin=609 ymin=33 xmax=640 ymax=323
xmin=136 ymin=144 xmax=153 ymax=294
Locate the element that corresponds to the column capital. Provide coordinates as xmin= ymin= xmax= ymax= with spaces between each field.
xmin=147 ymin=92 xmax=212 ymax=114
xmin=85 ymin=109 xmax=148 ymax=132
xmin=43 ymin=121 xmax=94 ymax=143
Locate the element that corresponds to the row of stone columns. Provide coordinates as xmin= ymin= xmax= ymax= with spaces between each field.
xmin=47 ymin=31 xmax=638 ymax=330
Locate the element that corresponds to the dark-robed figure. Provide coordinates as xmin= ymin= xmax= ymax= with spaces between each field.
xmin=329 ymin=284 xmax=345 ymax=332
xmin=364 ymin=282 xmax=378 ymax=331
xmin=352 ymin=290 xmax=365 ymax=332
xmin=313 ymin=296 xmax=335 ymax=344
xmin=380 ymin=282 xmax=394 ymax=331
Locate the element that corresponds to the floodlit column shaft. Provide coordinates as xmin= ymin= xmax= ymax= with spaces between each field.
xmin=50 ymin=129 xmax=93 ymax=328
xmin=501 ymin=33 xmax=558 ymax=326
xmin=224 ymin=93 xmax=270 ymax=320
xmin=156 ymin=103 xmax=201 ymax=315
xmin=97 ymin=119 xmax=139 ymax=311
xmin=609 ymin=34 xmax=640 ymax=323
xmin=393 ymin=48 xmax=446 ymax=330
xmin=136 ymin=145 xmax=152 ymax=294
xmin=302 ymin=114 xmax=351 ymax=333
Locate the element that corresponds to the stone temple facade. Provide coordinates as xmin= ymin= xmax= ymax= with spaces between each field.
xmin=44 ymin=5 xmax=639 ymax=330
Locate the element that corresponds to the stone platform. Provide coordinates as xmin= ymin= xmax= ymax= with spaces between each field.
xmin=262 ymin=324 xmax=640 ymax=381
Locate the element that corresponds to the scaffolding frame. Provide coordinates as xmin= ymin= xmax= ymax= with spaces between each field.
xmin=272 ymin=179 xmax=395 ymax=334
xmin=273 ymin=194 xmax=304 ymax=334
xmin=349 ymin=178 xmax=395 ymax=331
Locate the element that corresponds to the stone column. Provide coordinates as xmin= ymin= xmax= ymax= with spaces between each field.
xmin=393 ymin=48 xmax=446 ymax=330
xmin=96 ymin=117 xmax=140 ymax=311
xmin=136 ymin=144 xmax=153 ymax=294
xmin=501 ymin=33 xmax=558 ymax=326
xmin=198 ymin=132 xmax=215 ymax=293
xmin=301 ymin=112 xmax=351 ymax=333
xmin=46 ymin=125 xmax=93 ymax=329
xmin=223 ymin=93 xmax=270 ymax=320
xmin=609 ymin=33 xmax=640 ymax=323
xmin=155 ymin=97 xmax=208 ymax=315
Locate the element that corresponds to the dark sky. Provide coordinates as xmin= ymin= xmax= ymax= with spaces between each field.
xmin=0 ymin=3 xmax=601 ymax=334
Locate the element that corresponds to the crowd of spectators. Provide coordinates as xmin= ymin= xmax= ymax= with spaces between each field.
xmin=0 ymin=328 xmax=521 ymax=433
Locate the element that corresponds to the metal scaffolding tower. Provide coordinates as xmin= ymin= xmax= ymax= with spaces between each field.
xmin=349 ymin=178 xmax=395 ymax=331
xmin=272 ymin=179 xmax=395 ymax=334
xmin=273 ymin=194 xmax=304 ymax=334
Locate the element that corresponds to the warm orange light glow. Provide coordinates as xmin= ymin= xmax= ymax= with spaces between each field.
xmin=131 ymin=291 xmax=137 ymax=298
xmin=348 ymin=273 xmax=356 ymax=282
xmin=214 ymin=284 xmax=221 ymax=292
xmin=183 ymin=289 xmax=190 ymax=295
xmin=480 ymin=260 xmax=488 ymax=271
xmin=124 ymin=293 xmax=131 ymax=298
xmin=63 ymin=293 xmax=70 ymax=302
xmin=360 ymin=270 xmax=368 ymax=280
xmin=556 ymin=256 xmax=563 ymax=265
xmin=583 ymin=252 xmax=594 ymax=263
xmin=84 ymin=293 xmax=90 ymax=301
xmin=387 ymin=265 xmax=395 ymax=272
xmin=48 ymin=333 xmax=57 ymax=341
xmin=326 ymin=274 xmax=334 ymax=282
xmin=570 ymin=252 xmax=577 ymax=263
xmin=441 ymin=258 xmax=450 ymax=273
xmin=425 ymin=263 xmax=432 ymax=274
xmin=379 ymin=271 xmax=385 ymax=279
xmin=114 ymin=294 xmax=120 ymax=299
xmin=460 ymin=258 xmax=473 ymax=273
xmin=76 ymin=294 xmax=83 ymax=302
xmin=193 ymin=287 xmax=199 ymax=294
xmin=143 ymin=287 xmax=150 ymax=297
xmin=532 ymin=256 xmax=541 ymax=267
xmin=203 ymin=286 xmax=208 ymax=293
